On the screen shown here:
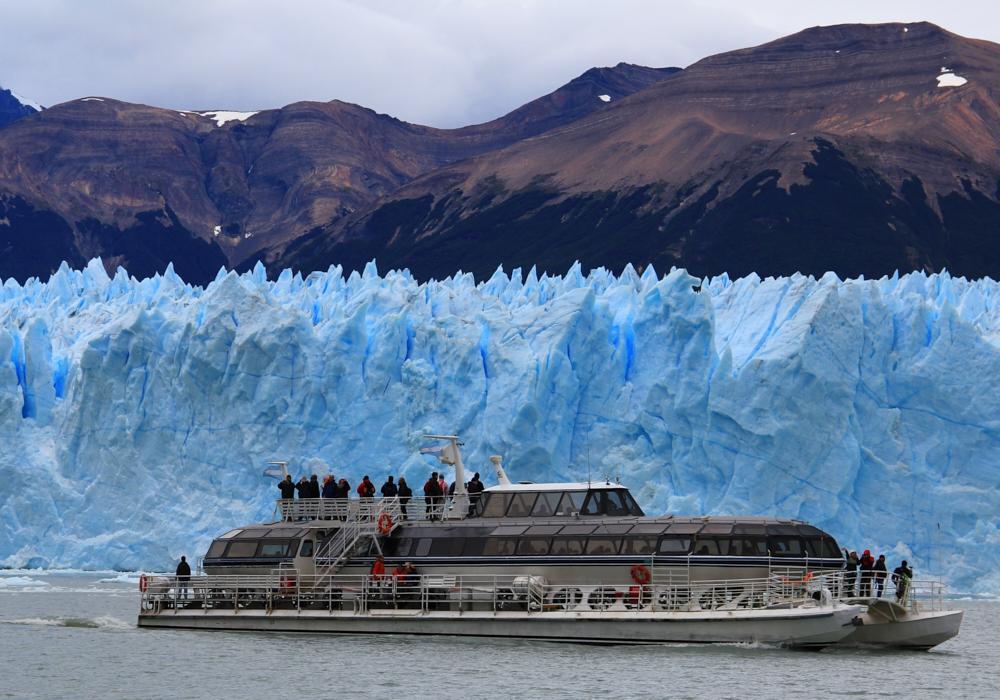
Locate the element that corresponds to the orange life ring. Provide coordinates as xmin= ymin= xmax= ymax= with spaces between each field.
xmin=377 ymin=513 xmax=393 ymax=534
xmin=139 ymin=573 xmax=148 ymax=593
xmin=630 ymin=565 xmax=651 ymax=585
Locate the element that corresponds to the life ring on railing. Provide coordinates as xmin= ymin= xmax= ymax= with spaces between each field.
xmin=377 ymin=513 xmax=393 ymax=534
xmin=630 ymin=565 xmax=651 ymax=585
xmin=139 ymin=574 xmax=148 ymax=593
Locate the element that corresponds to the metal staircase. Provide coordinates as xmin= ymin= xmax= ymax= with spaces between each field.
xmin=312 ymin=498 xmax=401 ymax=590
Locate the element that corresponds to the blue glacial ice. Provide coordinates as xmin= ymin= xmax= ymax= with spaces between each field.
xmin=2 ymin=259 xmax=1000 ymax=591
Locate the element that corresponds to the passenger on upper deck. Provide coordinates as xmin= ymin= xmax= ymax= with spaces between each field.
xmin=860 ymin=550 xmax=875 ymax=597
xmin=424 ymin=473 xmax=442 ymax=519
xmin=467 ymin=473 xmax=484 ymax=516
xmin=309 ymin=474 xmax=320 ymax=498
xmin=381 ymin=476 xmax=397 ymax=498
xmin=322 ymin=475 xmax=338 ymax=499
xmin=295 ymin=477 xmax=310 ymax=499
xmin=893 ymin=560 xmax=914 ymax=601
xmin=278 ymin=475 xmax=295 ymax=500
xmin=397 ymin=478 xmax=412 ymax=520
xmin=874 ymin=554 xmax=888 ymax=597
xmin=358 ymin=476 xmax=376 ymax=499
xmin=335 ymin=478 xmax=351 ymax=499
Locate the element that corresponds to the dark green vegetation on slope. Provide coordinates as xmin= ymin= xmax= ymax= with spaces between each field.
xmin=284 ymin=140 xmax=1000 ymax=282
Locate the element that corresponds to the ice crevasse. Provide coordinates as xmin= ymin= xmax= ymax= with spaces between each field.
xmin=2 ymin=258 xmax=1000 ymax=591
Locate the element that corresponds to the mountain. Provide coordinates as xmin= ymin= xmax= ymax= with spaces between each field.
xmin=0 ymin=64 xmax=677 ymax=285
xmin=281 ymin=22 xmax=1000 ymax=283
xmin=0 ymin=87 xmax=41 ymax=128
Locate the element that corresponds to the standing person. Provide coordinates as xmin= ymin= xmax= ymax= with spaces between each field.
xmin=335 ymin=478 xmax=351 ymax=499
xmin=308 ymin=474 xmax=321 ymax=499
xmin=424 ymin=472 xmax=442 ymax=520
xmin=295 ymin=476 xmax=310 ymax=498
xmin=874 ymin=555 xmax=888 ymax=597
xmin=397 ymin=478 xmax=412 ymax=520
xmin=892 ymin=560 xmax=914 ymax=602
xmin=843 ymin=549 xmax=859 ymax=596
xmin=358 ymin=475 xmax=376 ymax=499
xmin=467 ymin=473 xmax=484 ymax=515
xmin=380 ymin=476 xmax=398 ymax=498
xmin=859 ymin=549 xmax=875 ymax=597
xmin=278 ymin=475 xmax=296 ymax=500
xmin=438 ymin=473 xmax=449 ymax=508
xmin=175 ymin=556 xmax=191 ymax=601
xmin=322 ymin=475 xmax=338 ymax=499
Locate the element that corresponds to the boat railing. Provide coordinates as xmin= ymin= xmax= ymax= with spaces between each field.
xmin=275 ymin=497 xmax=460 ymax=523
xmin=139 ymin=569 xmax=856 ymax=616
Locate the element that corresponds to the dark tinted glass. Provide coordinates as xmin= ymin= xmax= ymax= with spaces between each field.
xmin=531 ymin=492 xmax=562 ymax=517
xmin=225 ymin=541 xmax=258 ymax=558
xmin=415 ymin=538 xmax=433 ymax=557
xmin=604 ymin=491 xmax=630 ymax=516
xmin=449 ymin=538 xmax=466 ymax=557
xmin=622 ymin=536 xmax=657 ymax=555
xmin=300 ymin=540 xmax=314 ymax=557
xmin=734 ymin=523 xmax=767 ymax=535
xmin=692 ymin=538 xmax=722 ymax=555
xmin=483 ymin=538 xmax=517 ymax=556
xmin=259 ymin=540 xmax=297 ymax=557
xmin=620 ymin=490 xmax=645 ymax=516
xmin=517 ymin=538 xmax=550 ymax=555
xmin=584 ymin=538 xmax=620 ymax=555
xmin=393 ymin=538 xmax=412 ymax=557
xmin=768 ymin=537 xmax=804 ymax=557
xmin=462 ymin=538 xmax=486 ymax=556
xmin=481 ymin=493 xmax=511 ymax=518
xmin=506 ymin=493 xmax=537 ymax=517
xmin=666 ymin=523 xmax=703 ymax=534
xmin=657 ymin=536 xmax=691 ymax=554
xmin=580 ymin=492 xmax=603 ymax=516
xmin=206 ymin=540 xmax=227 ymax=558
xmin=550 ymin=537 xmax=585 ymax=555
xmin=735 ymin=538 xmax=767 ymax=556
xmin=561 ymin=492 xmax=587 ymax=515
xmin=429 ymin=539 xmax=452 ymax=557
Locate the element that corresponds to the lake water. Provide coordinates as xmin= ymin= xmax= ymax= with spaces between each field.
xmin=0 ymin=571 xmax=995 ymax=700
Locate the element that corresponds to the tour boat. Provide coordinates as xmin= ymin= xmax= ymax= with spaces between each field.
xmin=137 ymin=436 xmax=960 ymax=649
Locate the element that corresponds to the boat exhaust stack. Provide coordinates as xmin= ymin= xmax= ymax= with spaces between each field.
xmin=490 ymin=455 xmax=511 ymax=486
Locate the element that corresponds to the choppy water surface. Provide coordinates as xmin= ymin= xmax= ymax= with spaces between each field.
xmin=0 ymin=572 xmax=996 ymax=700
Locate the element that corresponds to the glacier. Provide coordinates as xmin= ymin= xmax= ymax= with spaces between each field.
xmin=2 ymin=258 xmax=1000 ymax=592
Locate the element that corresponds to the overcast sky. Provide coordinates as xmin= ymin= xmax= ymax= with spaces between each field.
xmin=1 ymin=0 xmax=998 ymax=128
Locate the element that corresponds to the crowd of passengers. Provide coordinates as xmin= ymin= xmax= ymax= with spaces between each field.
xmin=277 ymin=471 xmax=486 ymax=518
xmin=840 ymin=548 xmax=916 ymax=602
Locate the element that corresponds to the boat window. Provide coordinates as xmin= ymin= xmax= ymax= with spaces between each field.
xmin=630 ymin=522 xmax=670 ymax=535
xmin=584 ymin=538 xmax=620 ymax=555
xmin=580 ymin=492 xmax=604 ymax=516
xmin=506 ymin=493 xmax=538 ymax=517
xmin=225 ymin=541 xmax=258 ymax=558
xmin=824 ymin=539 xmax=840 ymax=558
xmin=481 ymin=493 xmax=512 ymax=518
xmin=767 ymin=524 xmax=800 ymax=536
xmin=665 ymin=523 xmax=703 ymax=535
xmin=517 ymin=538 xmax=551 ymax=556
xmin=219 ymin=529 xmax=242 ymax=539
xmin=525 ymin=525 xmax=563 ymax=536
xmin=768 ymin=537 xmax=804 ymax=557
xmin=483 ymin=538 xmax=517 ymax=556
xmin=734 ymin=523 xmax=767 ymax=535
xmin=692 ymin=538 xmax=722 ymax=555
xmin=550 ymin=537 xmax=585 ymax=555
xmin=490 ymin=525 xmax=529 ymax=536
xmin=266 ymin=528 xmax=307 ymax=538
xmin=620 ymin=490 xmax=645 ymax=516
xmin=622 ymin=536 xmax=657 ymax=555
xmin=736 ymin=539 xmax=768 ymax=556
xmin=394 ymin=538 xmax=412 ymax=558
xmin=449 ymin=538 xmax=466 ymax=557
xmin=531 ymin=492 xmax=563 ymax=517
xmin=471 ymin=493 xmax=490 ymax=517
xmin=206 ymin=540 xmax=228 ymax=558
xmin=657 ymin=536 xmax=692 ymax=554
xmin=462 ymin=538 xmax=486 ymax=557
xmin=701 ymin=523 xmax=734 ymax=535
xmin=235 ymin=529 xmax=266 ymax=539
xmin=604 ymin=491 xmax=631 ymax=516
xmin=559 ymin=524 xmax=596 ymax=536
xmin=415 ymin=538 xmax=433 ymax=557
xmin=299 ymin=540 xmax=314 ymax=558
xmin=593 ymin=524 xmax=633 ymax=535
xmin=259 ymin=540 xmax=298 ymax=557
xmin=560 ymin=492 xmax=587 ymax=515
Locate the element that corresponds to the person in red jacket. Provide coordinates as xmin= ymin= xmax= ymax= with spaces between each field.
xmin=371 ymin=554 xmax=386 ymax=581
xmin=423 ymin=473 xmax=442 ymax=520
xmin=357 ymin=475 xmax=375 ymax=499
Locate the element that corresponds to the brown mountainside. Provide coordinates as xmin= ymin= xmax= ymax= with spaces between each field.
xmin=0 ymin=63 xmax=676 ymax=284
xmin=283 ymin=22 xmax=1000 ymax=283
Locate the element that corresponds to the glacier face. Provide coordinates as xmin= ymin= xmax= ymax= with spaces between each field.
xmin=2 ymin=259 xmax=1000 ymax=591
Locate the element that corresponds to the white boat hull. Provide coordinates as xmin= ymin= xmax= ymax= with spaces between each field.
xmin=838 ymin=605 xmax=963 ymax=650
xmin=138 ymin=604 xmax=863 ymax=648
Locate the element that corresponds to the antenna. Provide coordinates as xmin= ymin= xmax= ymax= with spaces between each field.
xmin=586 ymin=426 xmax=592 ymax=485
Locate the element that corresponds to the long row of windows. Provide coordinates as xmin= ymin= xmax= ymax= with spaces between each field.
xmin=389 ymin=534 xmax=841 ymax=559
xmin=206 ymin=538 xmax=312 ymax=560
xmin=475 ymin=490 xmax=645 ymax=518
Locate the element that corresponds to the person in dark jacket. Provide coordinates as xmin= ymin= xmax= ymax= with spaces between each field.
xmin=278 ymin=475 xmax=296 ymax=500
xmin=843 ymin=548 xmax=859 ymax=596
xmin=295 ymin=477 xmax=310 ymax=499
xmin=335 ymin=478 xmax=351 ymax=499
xmin=176 ymin=556 xmax=191 ymax=601
xmin=308 ymin=474 xmax=321 ymax=499
xmin=859 ymin=549 xmax=875 ymax=597
xmin=873 ymin=554 xmax=888 ymax=597
xmin=467 ymin=473 xmax=484 ymax=515
xmin=397 ymin=478 xmax=412 ymax=520
xmin=424 ymin=472 xmax=442 ymax=520
xmin=322 ymin=475 xmax=338 ymax=499
xmin=380 ymin=476 xmax=398 ymax=498
xmin=892 ymin=560 xmax=914 ymax=601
